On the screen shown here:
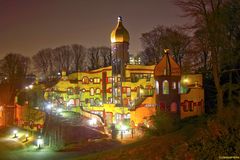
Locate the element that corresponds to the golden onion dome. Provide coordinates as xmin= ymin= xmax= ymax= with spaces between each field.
xmin=111 ymin=16 xmax=130 ymax=43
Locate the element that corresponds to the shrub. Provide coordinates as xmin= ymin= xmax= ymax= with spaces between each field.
xmin=143 ymin=111 xmax=180 ymax=136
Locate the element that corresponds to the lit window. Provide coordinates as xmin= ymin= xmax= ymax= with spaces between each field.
xmin=117 ymin=77 xmax=121 ymax=82
xmin=115 ymin=114 xmax=122 ymax=121
xmin=82 ymin=77 xmax=89 ymax=84
xmin=90 ymin=88 xmax=94 ymax=96
xmin=126 ymin=87 xmax=131 ymax=97
xmin=96 ymin=88 xmax=101 ymax=94
xmin=93 ymin=78 xmax=100 ymax=84
xmin=162 ymin=80 xmax=169 ymax=94
xmin=90 ymin=98 xmax=95 ymax=106
xmin=195 ymin=81 xmax=199 ymax=87
xmin=172 ymin=82 xmax=176 ymax=89
xmin=108 ymin=77 xmax=113 ymax=83
xmin=155 ymin=81 xmax=159 ymax=94
xmin=123 ymin=114 xmax=130 ymax=119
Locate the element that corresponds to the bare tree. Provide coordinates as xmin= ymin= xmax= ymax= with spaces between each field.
xmin=99 ymin=46 xmax=111 ymax=67
xmin=176 ymin=0 xmax=240 ymax=110
xmin=87 ymin=47 xmax=100 ymax=70
xmin=71 ymin=44 xmax=86 ymax=72
xmin=140 ymin=25 xmax=190 ymax=65
xmin=54 ymin=45 xmax=74 ymax=74
xmin=0 ymin=53 xmax=30 ymax=104
xmin=141 ymin=26 xmax=165 ymax=64
xmin=32 ymin=48 xmax=54 ymax=77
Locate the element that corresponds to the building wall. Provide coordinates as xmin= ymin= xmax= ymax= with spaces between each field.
xmin=180 ymin=74 xmax=204 ymax=119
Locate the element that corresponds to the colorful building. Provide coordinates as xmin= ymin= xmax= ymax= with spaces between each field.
xmin=44 ymin=16 xmax=204 ymax=127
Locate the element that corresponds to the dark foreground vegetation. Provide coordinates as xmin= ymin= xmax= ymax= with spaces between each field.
xmin=77 ymin=106 xmax=240 ymax=160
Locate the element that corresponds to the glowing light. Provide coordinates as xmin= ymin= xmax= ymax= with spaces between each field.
xmin=120 ymin=125 xmax=128 ymax=131
xmin=37 ymin=136 xmax=43 ymax=149
xmin=183 ymin=78 xmax=189 ymax=84
xmin=25 ymin=86 xmax=29 ymax=89
xmin=57 ymin=108 xmax=63 ymax=113
xmin=164 ymin=49 xmax=170 ymax=53
xmin=25 ymin=133 xmax=29 ymax=141
xmin=29 ymin=85 xmax=33 ymax=89
xmin=46 ymin=104 xmax=52 ymax=110
xmin=88 ymin=118 xmax=97 ymax=126
xmin=13 ymin=130 xmax=18 ymax=138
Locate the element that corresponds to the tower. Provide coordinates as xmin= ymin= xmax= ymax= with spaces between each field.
xmin=111 ymin=16 xmax=130 ymax=79
xmin=154 ymin=50 xmax=181 ymax=116
xmin=110 ymin=16 xmax=130 ymax=105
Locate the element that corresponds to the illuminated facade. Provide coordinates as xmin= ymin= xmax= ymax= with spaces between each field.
xmin=44 ymin=17 xmax=204 ymax=127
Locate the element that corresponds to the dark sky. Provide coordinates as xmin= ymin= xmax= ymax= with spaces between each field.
xmin=0 ymin=0 xmax=189 ymax=59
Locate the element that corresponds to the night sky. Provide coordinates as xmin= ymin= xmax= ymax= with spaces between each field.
xmin=0 ymin=0 xmax=189 ymax=59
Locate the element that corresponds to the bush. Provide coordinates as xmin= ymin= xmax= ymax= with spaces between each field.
xmin=188 ymin=107 xmax=240 ymax=159
xmin=143 ymin=111 xmax=180 ymax=136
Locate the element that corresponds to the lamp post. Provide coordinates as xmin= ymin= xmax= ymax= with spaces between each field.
xmin=13 ymin=130 xmax=18 ymax=138
xmin=25 ymin=133 xmax=29 ymax=141
xmin=37 ymin=136 xmax=43 ymax=149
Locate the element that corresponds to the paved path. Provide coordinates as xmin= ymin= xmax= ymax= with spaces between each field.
xmin=0 ymin=137 xmax=83 ymax=160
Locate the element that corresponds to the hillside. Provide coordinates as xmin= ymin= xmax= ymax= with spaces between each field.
xmin=77 ymin=117 xmax=205 ymax=160
xmin=77 ymin=108 xmax=240 ymax=160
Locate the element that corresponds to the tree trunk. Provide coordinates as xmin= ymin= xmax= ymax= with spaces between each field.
xmin=212 ymin=50 xmax=223 ymax=112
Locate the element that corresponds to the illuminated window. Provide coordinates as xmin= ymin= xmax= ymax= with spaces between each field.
xmin=90 ymin=98 xmax=95 ymax=106
xmin=108 ymin=77 xmax=113 ymax=83
xmin=123 ymin=114 xmax=130 ymax=119
xmin=115 ymin=114 xmax=122 ymax=121
xmin=162 ymin=80 xmax=169 ymax=94
xmin=90 ymin=88 xmax=94 ymax=96
xmin=108 ymin=97 xmax=112 ymax=103
xmin=155 ymin=81 xmax=159 ymax=94
xmin=117 ymin=77 xmax=121 ymax=82
xmin=172 ymin=82 xmax=176 ymax=89
xmin=93 ymin=78 xmax=100 ymax=84
xmin=195 ymin=81 xmax=199 ymax=87
xmin=96 ymin=88 xmax=101 ymax=94
xmin=126 ymin=87 xmax=131 ymax=97
xmin=82 ymin=77 xmax=89 ymax=84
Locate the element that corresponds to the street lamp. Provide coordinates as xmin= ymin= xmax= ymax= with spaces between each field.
xmin=13 ymin=130 xmax=18 ymax=138
xmin=120 ymin=124 xmax=128 ymax=140
xmin=88 ymin=118 xmax=97 ymax=126
xmin=25 ymin=133 xmax=29 ymax=141
xmin=37 ymin=136 xmax=43 ymax=149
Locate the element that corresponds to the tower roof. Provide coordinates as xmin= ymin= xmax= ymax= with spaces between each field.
xmin=111 ymin=16 xmax=130 ymax=43
xmin=154 ymin=51 xmax=181 ymax=77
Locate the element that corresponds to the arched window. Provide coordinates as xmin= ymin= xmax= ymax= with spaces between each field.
xmin=82 ymin=76 xmax=89 ymax=84
xmin=162 ymin=80 xmax=169 ymax=94
xmin=96 ymin=88 xmax=101 ymax=94
xmin=155 ymin=81 xmax=159 ymax=94
xmin=90 ymin=88 xmax=94 ymax=96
